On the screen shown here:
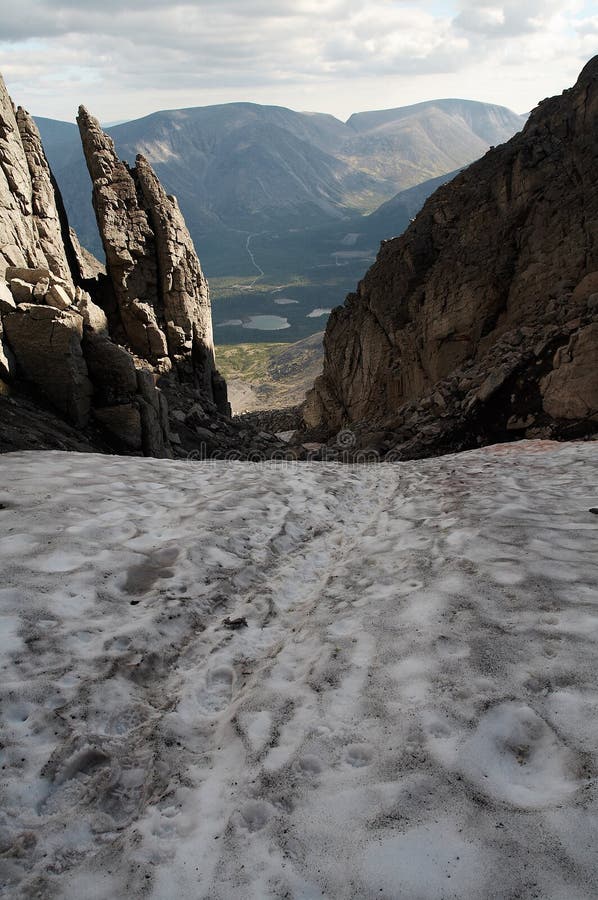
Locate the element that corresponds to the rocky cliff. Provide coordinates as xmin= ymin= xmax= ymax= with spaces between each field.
xmin=0 ymin=76 xmax=281 ymax=458
xmin=76 ymin=108 xmax=225 ymax=405
xmin=304 ymin=57 xmax=598 ymax=458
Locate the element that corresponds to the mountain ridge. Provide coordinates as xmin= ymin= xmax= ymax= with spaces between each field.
xmin=36 ymin=96 xmax=526 ymax=252
xmin=35 ymin=95 xmax=525 ymax=136
xmin=35 ymin=96 xmax=526 ymax=345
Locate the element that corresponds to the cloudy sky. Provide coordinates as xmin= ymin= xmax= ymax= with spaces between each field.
xmin=0 ymin=0 xmax=596 ymax=123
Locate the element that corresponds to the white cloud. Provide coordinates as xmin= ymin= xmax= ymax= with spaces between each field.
xmin=455 ymin=0 xmax=585 ymax=36
xmin=454 ymin=6 xmax=506 ymax=34
xmin=577 ymin=15 xmax=598 ymax=35
xmin=0 ymin=0 xmax=592 ymax=122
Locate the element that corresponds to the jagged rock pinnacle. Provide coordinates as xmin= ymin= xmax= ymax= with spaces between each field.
xmin=76 ymin=108 xmax=227 ymax=409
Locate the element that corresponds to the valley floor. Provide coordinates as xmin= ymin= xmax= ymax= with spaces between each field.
xmin=1 ymin=443 xmax=597 ymax=898
xmin=216 ymin=335 xmax=324 ymax=415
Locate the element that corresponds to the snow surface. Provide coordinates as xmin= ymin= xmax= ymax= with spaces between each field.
xmin=1 ymin=442 xmax=598 ymax=899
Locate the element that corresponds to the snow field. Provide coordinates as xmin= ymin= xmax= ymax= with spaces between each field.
xmin=0 ymin=442 xmax=597 ymax=898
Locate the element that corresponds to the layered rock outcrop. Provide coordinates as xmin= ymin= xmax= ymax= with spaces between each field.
xmin=305 ymin=57 xmax=598 ymax=457
xmin=0 ymin=262 xmax=174 ymax=456
xmin=0 ymin=76 xmax=274 ymax=457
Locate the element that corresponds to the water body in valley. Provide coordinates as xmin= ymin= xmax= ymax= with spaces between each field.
xmin=216 ymin=315 xmax=290 ymax=331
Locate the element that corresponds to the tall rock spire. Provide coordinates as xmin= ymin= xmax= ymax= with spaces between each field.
xmin=76 ymin=106 xmax=227 ymax=411
xmin=135 ymin=153 xmax=215 ymax=395
xmin=76 ymin=105 xmax=165 ymax=361
xmin=0 ymin=75 xmax=52 ymax=272
xmin=15 ymin=106 xmax=74 ymax=284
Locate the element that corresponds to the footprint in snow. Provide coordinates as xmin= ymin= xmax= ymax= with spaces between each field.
xmin=296 ymin=754 xmax=324 ymax=776
xmin=345 ymin=744 xmax=374 ymax=768
xmin=237 ymin=800 xmax=272 ymax=832
xmin=197 ymin=665 xmax=235 ymax=714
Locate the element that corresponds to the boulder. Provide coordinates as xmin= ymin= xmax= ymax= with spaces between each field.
xmin=82 ymin=333 xmax=171 ymax=453
xmin=33 ymin=278 xmax=50 ymax=302
xmin=45 ymin=283 xmax=72 ymax=310
xmin=5 ymin=266 xmax=51 ymax=284
xmin=83 ymin=332 xmax=139 ymax=401
xmin=10 ymin=278 xmax=35 ymax=303
xmin=2 ymin=304 xmax=92 ymax=425
xmin=136 ymin=366 xmax=157 ymax=400
xmin=540 ymin=324 xmax=598 ymax=420
xmin=572 ymin=272 xmax=598 ymax=303
xmin=0 ymin=279 xmax=16 ymax=313
xmin=93 ymin=404 xmax=142 ymax=450
xmin=76 ymin=290 xmax=108 ymax=334
xmin=121 ymin=300 xmax=168 ymax=360
xmin=138 ymin=397 xmax=171 ymax=457
xmin=0 ymin=316 xmax=16 ymax=380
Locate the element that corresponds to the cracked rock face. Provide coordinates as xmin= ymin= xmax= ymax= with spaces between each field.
xmin=76 ymin=107 xmax=227 ymax=413
xmin=0 ymin=75 xmax=75 ymax=282
xmin=0 ymin=75 xmax=50 ymax=273
xmin=304 ymin=57 xmax=598 ymax=454
xmin=541 ymin=323 xmax=598 ymax=421
xmin=135 ymin=156 xmax=215 ymax=370
xmin=0 ymin=260 xmax=176 ymax=457
xmin=15 ymin=107 xmax=74 ymax=284
xmin=3 ymin=303 xmax=92 ymax=426
xmin=76 ymin=106 xmax=166 ymax=362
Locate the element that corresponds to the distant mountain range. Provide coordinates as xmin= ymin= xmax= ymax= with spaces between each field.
xmin=36 ymin=98 xmax=527 ymax=343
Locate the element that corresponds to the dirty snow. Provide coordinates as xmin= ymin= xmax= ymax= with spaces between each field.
xmin=0 ymin=442 xmax=597 ymax=899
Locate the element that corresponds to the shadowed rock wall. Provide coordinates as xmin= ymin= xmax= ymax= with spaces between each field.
xmin=305 ymin=57 xmax=598 ymax=458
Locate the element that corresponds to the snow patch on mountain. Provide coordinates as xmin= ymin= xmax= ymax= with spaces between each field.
xmin=0 ymin=442 xmax=597 ymax=898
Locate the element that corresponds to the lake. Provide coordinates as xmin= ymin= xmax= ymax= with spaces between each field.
xmin=217 ymin=315 xmax=291 ymax=331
